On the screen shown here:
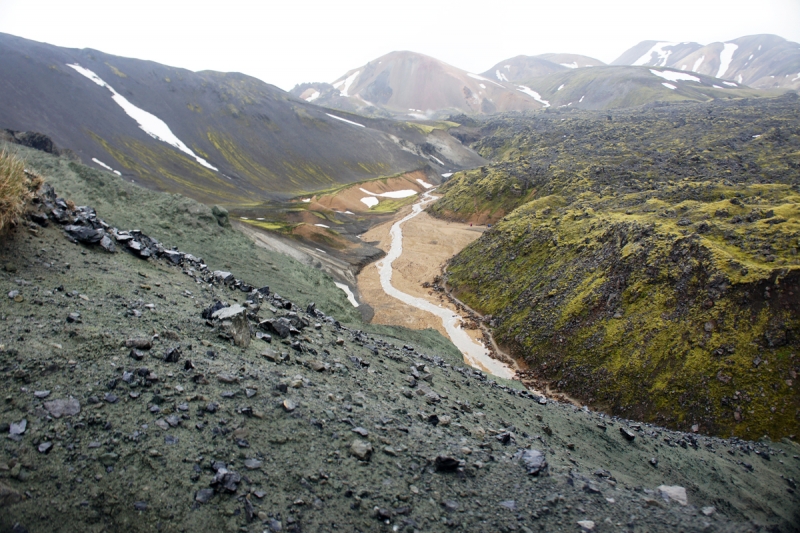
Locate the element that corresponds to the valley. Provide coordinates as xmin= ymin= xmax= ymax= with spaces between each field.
xmin=1 ymin=27 xmax=799 ymax=533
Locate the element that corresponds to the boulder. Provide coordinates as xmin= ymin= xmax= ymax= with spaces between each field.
xmin=212 ymin=304 xmax=250 ymax=348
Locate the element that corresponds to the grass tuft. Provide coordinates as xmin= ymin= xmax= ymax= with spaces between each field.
xmin=0 ymin=150 xmax=41 ymax=233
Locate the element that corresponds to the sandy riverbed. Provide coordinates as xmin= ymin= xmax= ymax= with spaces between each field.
xmin=357 ymin=205 xmax=485 ymax=339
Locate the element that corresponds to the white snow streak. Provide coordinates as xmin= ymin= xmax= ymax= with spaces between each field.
xmin=633 ymin=42 xmax=677 ymax=67
xmin=692 ymin=56 xmax=705 ymax=72
xmin=467 ymin=73 xmax=504 ymax=88
xmin=334 ymin=282 xmax=359 ymax=307
xmin=91 ymin=158 xmax=118 ymax=174
xmin=716 ymin=43 xmax=738 ymax=78
xmin=650 ymin=69 xmax=700 ymax=83
xmin=314 ymin=224 xmax=330 ymax=228
xmin=557 ymin=84 xmax=565 ymax=91
xmin=560 ymin=62 xmax=579 ymax=69
xmin=495 ymin=70 xmax=509 ymax=82
xmin=516 ymin=86 xmax=550 ymax=107
xmin=416 ymin=178 xmax=434 ymax=189
xmin=793 ymin=73 xmax=800 ymax=81
xmin=579 ymin=95 xmax=585 ymax=103
xmin=334 ymin=70 xmax=360 ymax=97
xmin=68 ymin=63 xmax=217 ymax=171
xmin=441 ymin=172 xmax=453 ymax=178
xmin=305 ymin=90 xmax=320 ymax=102
xmin=662 ymin=83 xmax=677 ymax=90
xmin=325 ymin=113 xmax=365 ymax=128
xmin=723 ymin=81 xmax=738 ymax=87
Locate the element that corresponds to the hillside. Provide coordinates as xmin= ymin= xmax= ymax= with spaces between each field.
xmin=614 ymin=34 xmax=800 ymax=91
xmin=481 ymin=54 xmax=605 ymax=84
xmin=517 ymin=65 xmax=768 ymax=111
xmin=0 ymin=33 xmax=481 ymax=206
xmin=430 ymin=95 xmax=800 ymax=440
xmin=2 ymin=143 xmax=799 ymax=533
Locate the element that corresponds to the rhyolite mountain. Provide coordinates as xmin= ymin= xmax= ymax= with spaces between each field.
xmin=296 ymin=34 xmax=797 ymax=117
xmin=290 ymin=50 xmax=551 ymax=118
xmin=0 ymin=33 xmax=484 ymax=206
xmin=613 ymin=34 xmax=800 ymax=90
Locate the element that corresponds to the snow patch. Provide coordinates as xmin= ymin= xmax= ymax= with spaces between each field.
xmin=495 ymin=70 xmax=509 ymax=82
xmin=516 ymin=86 xmax=550 ymax=107
xmin=467 ymin=73 xmax=504 ymax=88
xmin=752 ymin=135 xmax=761 ymax=138
xmin=325 ymin=113 xmax=365 ymax=128
xmin=722 ymin=81 xmax=738 ymax=87
xmin=579 ymin=95 xmax=585 ymax=103
xmin=557 ymin=84 xmax=565 ymax=91
xmin=793 ymin=73 xmax=800 ymax=82
xmin=633 ymin=42 xmax=677 ymax=67
xmin=360 ymin=197 xmax=379 ymax=208
xmin=662 ymin=83 xmax=677 ymax=90
xmin=737 ymin=74 xmax=743 ymax=83
xmin=713 ymin=85 xmax=723 ymax=88
xmin=692 ymin=56 xmax=705 ymax=72
xmin=305 ymin=90 xmax=320 ymax=102
xmin=716 ymin=43 xmax=738 ymax=78
xmin=560 ymin=62 xmax=579 ymax=69
xmin=479 ymin=83 xmax=486 ymax=89
xmin=302 ymin=198 xmax=311 ymax=203
xmin=359 ymin=188 xmax=417 ymax=199
xmin=441 ymin=172 xmax=453 ymax=178
xmin=334 ymin=282 xmax=359 ymax=307
xmin=334 ymin=70 xmax=360 ymax=97
xmin=650 ymin=69 xmax=700 ymax=83
xmin=416 ymin=178 xmax=434 ymax=189
xmin=68 ymin=63 xmax=217 ymax=171
xmin=314 ymin=224 xmax=330 ymax=228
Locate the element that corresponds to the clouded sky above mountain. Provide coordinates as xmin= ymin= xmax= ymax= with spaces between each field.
xmin=1 ymin=0 xmax=798 ymax=91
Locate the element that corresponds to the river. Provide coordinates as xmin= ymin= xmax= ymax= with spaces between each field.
xmin=375 ymin=191 xmax=516 ymax=379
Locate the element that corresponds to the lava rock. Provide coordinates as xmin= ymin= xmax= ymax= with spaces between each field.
xmin=517 ymin=448 xmax=548 ymax=476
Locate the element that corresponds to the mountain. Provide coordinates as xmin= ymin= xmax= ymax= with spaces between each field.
xmin=0 ymin=33 xmax=482 ymax=206
xmin=480 ymin=54 xmax=604 ymax=84
xmin=2 ymin=141 xmax=799 ymax=533
xmin=290 ymin=51 xmax=549 ymax=118
xmin=516 ymin=65 xmax=765 ymax=110
xmin=614 ymin=34 xmax=800 ymax=90
xmin=430 ymin=94 xmax=800 ymax=440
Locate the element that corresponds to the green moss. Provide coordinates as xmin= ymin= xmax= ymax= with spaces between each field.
xmin=439 ymin=95 xmax=800 ymax=439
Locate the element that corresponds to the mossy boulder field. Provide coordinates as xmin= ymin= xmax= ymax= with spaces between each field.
xmin=431 ymin=95 xmax=800 ymax=441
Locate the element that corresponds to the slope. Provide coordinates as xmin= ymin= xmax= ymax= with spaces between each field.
xmin=1 ymin=142 xmax=799 ymax=533
xmin=0 ymin=33 xmax=480 ymax=207
xmin=518 ymin=65 xmax=769 ymax=110
xmin=481 ymin=53 xmax=605 ymax=83
xmin=430 ymin=94 xmax=800 ymax=440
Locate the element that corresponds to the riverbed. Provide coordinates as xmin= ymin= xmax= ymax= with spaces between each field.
xmin=360 ymin=191 xmax=515 ymax=379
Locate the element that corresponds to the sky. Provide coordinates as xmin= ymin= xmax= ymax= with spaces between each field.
xmin=1 ymin=0 xmax=798 ymax=91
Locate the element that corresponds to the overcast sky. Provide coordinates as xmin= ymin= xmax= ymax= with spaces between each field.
xmin=1 ymin=0 xmax=798 ymax=91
